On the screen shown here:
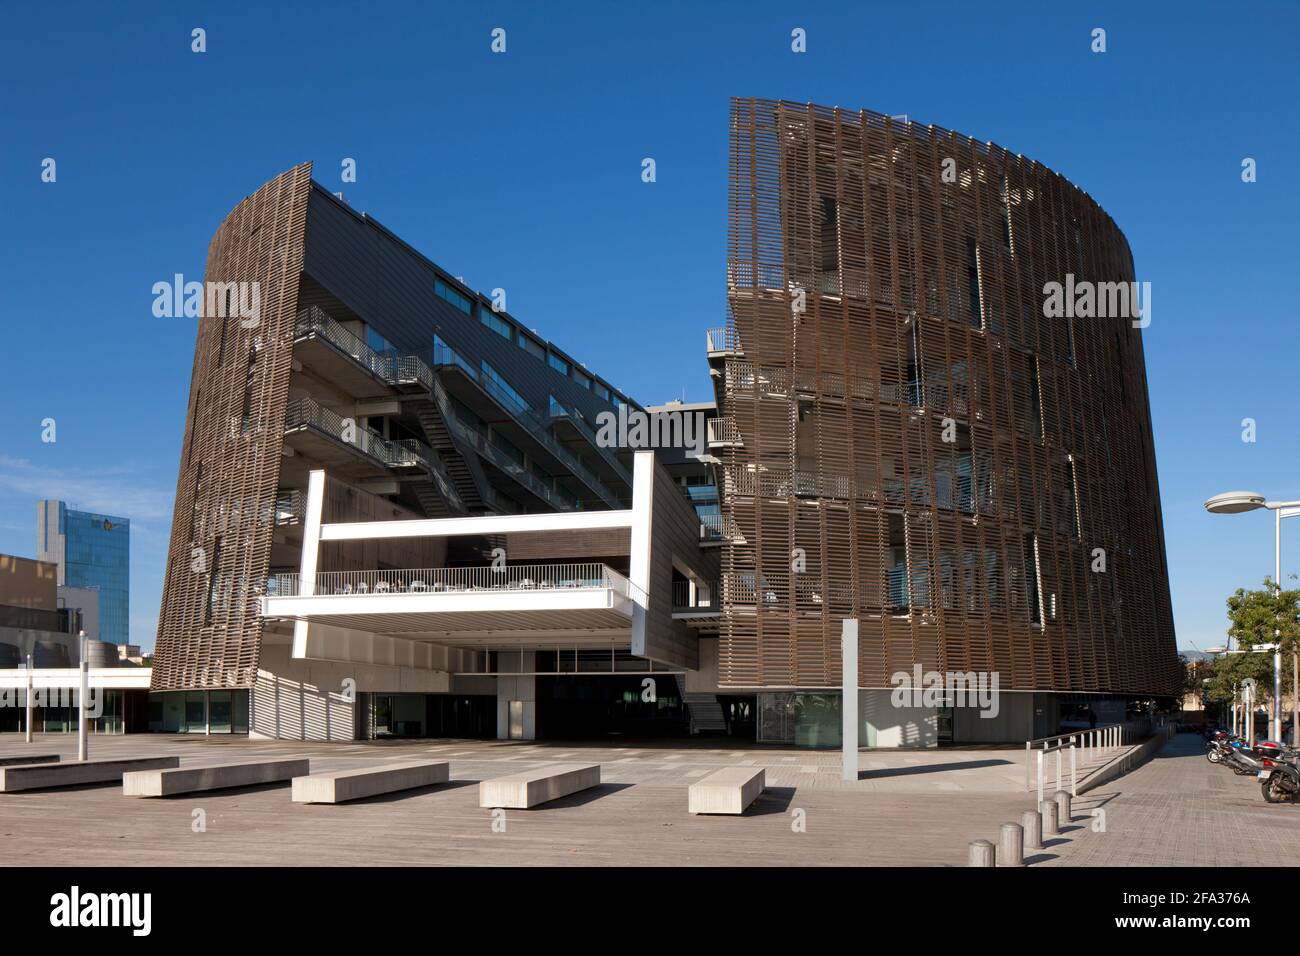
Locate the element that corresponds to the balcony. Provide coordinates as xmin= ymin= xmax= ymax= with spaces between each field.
xmin=706 ymin=325 xmax=742 ymax=356
xmin=706 ymin=417 xmax=741 ymax=447
xmin=671 ymin=579 xmax=720 ymax=620
xmin=721 ymin=572 xmax=855 ymax=613
xmin=261 ymin=562 xmax=639 ymax=645
xmin=547 ymin=399 xmax=633 ymax=488
xmin=441 ymin=408 xmax=584 ymax=512
xmin=284 ymin=394 xmax=438 ymax=476
xmin=433 ymin=344 xmax=625 ymax=508
xmin=724 ymin=467 xmax=854 ymax=501
xmin=294 ymin=307 xmax=434 ymax=397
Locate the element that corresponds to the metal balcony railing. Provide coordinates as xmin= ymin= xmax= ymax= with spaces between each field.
xmin=671 ymin=580 xmax=720 ymax=613
xmin=706 ymin=326 xmax=741 ymax=353
xmin=547 ymin=401 xmax=634 ymax=488
xmin=284 ymin=394 xmax=435 ymax=470
xmin=433 ymin=344 xmax=624 ymax=507
xmin=295 ymin=307 xmax=435 ymax=393
xmin=442 ymin=410 xmax=582 ymax=512
xmin=266 ymin=562 xmax=637 ymax=601
xmin=724 ymin=468 xmax=854 ymax=501
xmin=707 ymin=417 xmax=740 ymax=445
xmin=699 ymin=512 xmax=724 ymax=541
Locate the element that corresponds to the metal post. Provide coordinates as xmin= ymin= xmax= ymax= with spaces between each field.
xmin=1024 ymin=739 xmax=1030 ymax=792
xmin=1055 ymin=747 xmax=1062 ymax=793
xmin=77 ymin=630 xmax=88 ymax=762
xmin=24 ymin=653 xmax=33 ymax=743
xmin=840 ymin=619 xmax=858 ymax=782
xmin=1036 ymin=749 xmax=1044 ymax=804
xmin=1070 ymin=743 xmax=1077 ymax=796
xmin=1276 ymin=507 xmax=1282 ymax=742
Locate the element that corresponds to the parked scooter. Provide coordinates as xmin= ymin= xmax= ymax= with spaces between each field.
xmin=1257 ymin=743 xmax=1300 ymax=803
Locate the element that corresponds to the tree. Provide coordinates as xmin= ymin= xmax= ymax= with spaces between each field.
xmin=1222 ymin=577 xmax=1300 ymax=740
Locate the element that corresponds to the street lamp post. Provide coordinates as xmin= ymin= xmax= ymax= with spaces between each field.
xmin=1205 ymin=491 xmax=1300 ymax=744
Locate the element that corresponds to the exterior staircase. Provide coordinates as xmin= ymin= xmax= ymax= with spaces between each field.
xmin=675 ymin=676 xmax=728 ymax=735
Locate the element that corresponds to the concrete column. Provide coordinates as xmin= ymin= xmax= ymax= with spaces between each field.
xmin=24 ymin=654 xmax=33 ymax=743
xmin=997 ymin=823 xmax=1024 ymax=867
xmin=77 ymin=631 xmax=88 ymax=761
xmin=968 ymin=840 xmax=994 ymax=867
xmin=841 ymin=619 xmax=858 ymax=781
xmin=1054 ymin=789 xmax=1071 ymax=824
xmin=1039 ymin=799 xmax=1059 ymax=836
xmin=1021 ymin=809 xmax=1042 ymax=850
xmin=497 ymin=650 xmax=536 ymax=740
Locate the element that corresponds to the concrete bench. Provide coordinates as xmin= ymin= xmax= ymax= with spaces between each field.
xmin=292 ymin=760 xmax=449 ymax=804
xmin=0 ymin=754 xmax=60 ymax=767
xmin=689 ymin=766 xmax=766 ymax=815
xmin=479 ymin=763 xmax=600 ymax=809
xmin=0 ymin=757 xmax=179 ymax=793
xmin=123 ymin=759 xmax=309 ymax=797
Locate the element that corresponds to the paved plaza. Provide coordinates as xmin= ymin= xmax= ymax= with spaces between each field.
xmin=0 ymin=731 xmax=1293 ymax=866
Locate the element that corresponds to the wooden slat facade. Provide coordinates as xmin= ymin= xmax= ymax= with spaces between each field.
xmin=717 ymin=98 xmax=1180 ymax=697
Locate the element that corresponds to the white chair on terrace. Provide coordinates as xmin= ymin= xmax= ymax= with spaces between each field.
xmin=375 ymin=581 xmax=392 ymax=594
xmin=410 ymin=580 xmax=427 ymax=593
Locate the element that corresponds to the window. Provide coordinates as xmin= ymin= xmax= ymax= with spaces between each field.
xmin=594 ymin=382 xmax=610 ymax=401
xmin=366 ymin=326 xmax=395 ymax=354
xmin=518 ymin=332 xmax=545 ymax=360
xmin=1000 ymin=177 xmax=1013 ymax=252
xmin=481 ymin=361 xmax=529 ymax=413
xmin=1029 ymin=357 xmax=1043 ymax=439
xmin=547 ymin=352 xmax=569 ymax=375
xmin=1066 ymin=455 xmax=1081 ymax=538
xmin=966 ymin=238 xmax=983 ymax=329
xmin=204 ymin=537 xmax=222 ymax=624
xmin=573 ymin=367 xmax=592 ymax=389
xmin=1024 ymin=534 xmax=1042 ymax=625
xmin=216 ymin=316 xmax=229 ymax=367
xmin=481 ymin=310 xmax=513 ymax=341
xmin=187 ymin=389 xmax=201 ymax=466
xmin=240 ymin=345 xmax=258 ymax=433
xmin=434 ymin=277 xmax=472 ymax=314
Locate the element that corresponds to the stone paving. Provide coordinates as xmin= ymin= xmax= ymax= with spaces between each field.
xmin=0 ymin=731 xmax=1170 ymax=866
xmin=1044 ymin=732 xmax=1300 ymax=867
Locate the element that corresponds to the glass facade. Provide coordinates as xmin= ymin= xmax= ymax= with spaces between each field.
xmin=39 ymin=501 xmax=130 ymax=644
xmin=147 ymin=690 xmax=249 ymax=734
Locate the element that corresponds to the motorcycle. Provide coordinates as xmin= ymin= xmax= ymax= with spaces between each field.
xmin=1257 ymin=743 xmax=1300 ymax=803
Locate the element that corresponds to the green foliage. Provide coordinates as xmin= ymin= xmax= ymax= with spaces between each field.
xmin=1202 ymin=577 xmax=1300 ymax=705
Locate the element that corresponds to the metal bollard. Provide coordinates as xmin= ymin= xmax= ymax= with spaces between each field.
xmin=1055 ymin=789 xmax=1072 ymax=824
xmin=997 ymin=822 xmax=1025 ymax=867
xmin=1021 ymin=808 xmax=1042 ymax=850
xmin=1039 ymin=799 xmax=1059 ymax=836
xmin=968 ymin=839 xmax=995 ymax=867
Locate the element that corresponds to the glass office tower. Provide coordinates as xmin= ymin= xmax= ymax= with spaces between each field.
xmin=37 ymin=500 xmax=131 ymax=645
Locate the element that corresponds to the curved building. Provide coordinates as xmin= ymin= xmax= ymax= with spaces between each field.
xmin=711 ymin=98 xmax=1179 ymax=741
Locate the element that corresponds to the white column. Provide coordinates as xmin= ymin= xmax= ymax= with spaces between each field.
xmin=77 ymin=631 xmax=88 ymax=761
xmin=24 ymin=654 xmax=33 ymax=743
xmin=292 ymin=470 xmax=327 ymax=659
xmin=841 ymin=619 xmax=859 ymax=781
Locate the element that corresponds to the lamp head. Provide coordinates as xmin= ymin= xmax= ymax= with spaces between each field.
xmin=1205 ymin=491 xmax=1266 ymax=514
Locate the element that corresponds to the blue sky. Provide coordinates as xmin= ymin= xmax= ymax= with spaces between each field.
xmin=1 ymin=1 xmax=1296 ymax=653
